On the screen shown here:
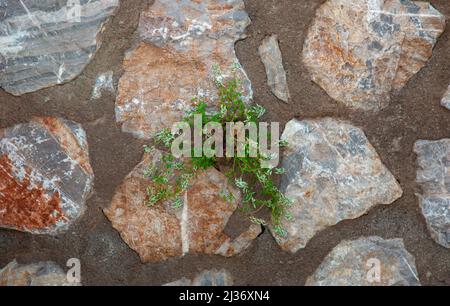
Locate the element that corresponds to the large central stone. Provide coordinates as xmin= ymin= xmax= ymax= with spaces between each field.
xmin=104 ymin=150 xmax=261 ymax=263
xmin=115 ymin=0 xmax=253 ymax=139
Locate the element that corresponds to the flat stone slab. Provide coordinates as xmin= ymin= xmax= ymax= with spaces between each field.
xmin=104 ymin=150 xmax=261 ymax=263
xmin=303 ymin=0 xmax=445 ymax=111
xmin=0 ymin=259 xmax=79 ymax=286
xmin=115 ymin=0 xmax=253 ymax=139
xmin=258 ymin=35 xmax=290 ymax=103
xmin=306 ymin=236 xmax=421 ymax=286
xmin=441 ymin=85 xmax=450 ymax=110
xmin=414 ymin=139 xmax=450 ymax=248
xmin=0 ymin=117 xmax=94 ymax=235
xmin=164 ymin=269 xmax=233 ymax=286
xmin=272 ymin=118 xmax=403 ymax=252
xmin=0 ymin=0 xmax=119 ymax=96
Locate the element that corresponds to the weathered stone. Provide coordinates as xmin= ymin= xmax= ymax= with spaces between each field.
xmin=164 ymin=269 xmax=233 ymax=286
xmin=0 ymin=260 xmax=79 ymax=286
xmin=441 ymin=85 xmax=450 ymax=110
xmin=303 ymin=0 xmax=445 ymax=111
xmin=414 ymin=139 xmax=450 ymax=248
xmin=273 ymin=118 xmax=402 ymax=252
xmin=258 ymin=35 xmax=290 ymax=103
xmin=115 ymin=0 xmax=253 ymax=139
xmin=104 ymin=150 xmax=261 ymax=263
xmin=0 ymin=0 xmax=119 ymax=96
xmin=306 ymin=236 xmax=420 ymax=286
xmin=0 ymin=117 xmax=94 ymax=235
xmin=91 ymin=71 xmax=114 ymax=100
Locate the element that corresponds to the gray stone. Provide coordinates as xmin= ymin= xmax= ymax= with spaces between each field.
xmin=441 ymin=85 xmax=450 ymax=110
xmin=164 ymin=269 xmax=233 ymax=286
xmin=306 ymin=236 xmax=421 ymax=286
xmin=258 ymin=35 xmax=290 ymax=103
xmin=0 ymin=117 xmax=94 ymax=235
xmin=91 ymin=71 xmax=114 ymax=100
xmin=414 ymin=139 xmax=450 ymax=248
xmin=0 ymin=259 xmax=80 ymax=286
xmin=0 ymin=0 xmax=119 ymax=96
xmin=273 ymin=118 xmax=403 ymax=252
xmin=303 ymin=0 xmax=445 ymax=111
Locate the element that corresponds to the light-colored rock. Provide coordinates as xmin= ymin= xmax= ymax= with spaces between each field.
xmin=115 ymin=0 xmax=253 ymax=139
xmin=0 ymin=260 xmax=79 ymax=286
xmin=306 ymin=236 xmax=421 ymax=286
xmin=441 ymin=85 xmax=450 ymax=110
xmin=164 ymin=269 xmax=233 ymax=286
xmin=303 ymin=0 xmax=445 ymax=111
xmin=273 ymin=118 xmax=402 ymax=252
xmin=258 ymin=35 xmax=290 ymax=103
xmin=104 ymin=150 xmax=261 ymax=263
xmin=0 ymin=0 xmax=119 ymax=96
xmin=91 ymin=71 xmax=114 ymax=100
xmin=414 ymin=139 xmax=450 ymax=248
xmin=0 ymin=117 xmax=94 ymax=235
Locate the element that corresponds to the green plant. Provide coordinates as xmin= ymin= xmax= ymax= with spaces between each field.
xmin=143 ymin=70 xmax=292 ymax=233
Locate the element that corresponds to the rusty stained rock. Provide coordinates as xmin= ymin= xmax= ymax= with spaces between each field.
xmin=115 ymin=0 xmax=253 ymax=139
xmin=303 ymin=0 xmax=445 ymax=111
xmin=164 ymin=269 xmax=233 ymax=286
xmin=306 ymin=237 xmax=421 ymax=286
xmin=0 ymin=260 xmax=79 ymax=286
xmin=273 ymin=118 xmax=403 ymax=252
xmin=0 ymin=0 xmax=119 ymax=96
xmin=258 ymin=35 xmax=290 ymax=103
xmin=441 ymin=85 xmax=450 ymax=110
xmin=104 ymin=150 xmax=261 ymax=263
xmin=0 ymin=118 xmax=94 ymax=235
xmin=414 ymin=139 xmax=450 ymax=248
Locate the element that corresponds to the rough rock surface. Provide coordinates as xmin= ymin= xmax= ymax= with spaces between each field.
xmin=303 ymin=0 xmax=445 ymax=111
xmin=273 ymin=118 xmax=403 ymax=252
xmin=104 ymin=150 xmax=261 ymax=263
xmin=91 ymin=71 xmax=114 ymax=100
xmin=0 ymin=117 xmax=94 ymax=235
xmin=306 ymin=236 xmax=421 ymax=286
xmin=414 ymin=139 xmax=450 ymax=248
xmin=164 ymin=269 xmax=233 ymax=286
xmin=258 ymin=35 xmax=290 ymax=103
xmin=0 ymin=260 xmax=78 ymax=286
xmin=0 ymin=0 xmax=119 ymax=96
xmin=115 ymin=0 xmax=253 ymax=139
xmin=441 ymin=85 xmax=450 ymax=110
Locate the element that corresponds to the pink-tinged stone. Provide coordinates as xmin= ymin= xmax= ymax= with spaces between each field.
xmin=0 ymin=118 xmax=94 ymax=235
xmin=104 ymin=150 xmax=261 ymax=263
xmin=0 ymin=260 xmax=80 ymax=286
xmin=303 ymin=0 xmax=445 ymax=111
xmin=115 ymin=0 xmax=253 ymax=139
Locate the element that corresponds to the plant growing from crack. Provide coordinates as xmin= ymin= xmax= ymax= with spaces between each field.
xmin=143 ymin=67 xmax=292 ymax=235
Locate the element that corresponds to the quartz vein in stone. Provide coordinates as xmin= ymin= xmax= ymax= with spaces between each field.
xmin=104 ymin=150 xmax=261 ymax=263
xmin=0 ymin=0 xmax=119 ymax=96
